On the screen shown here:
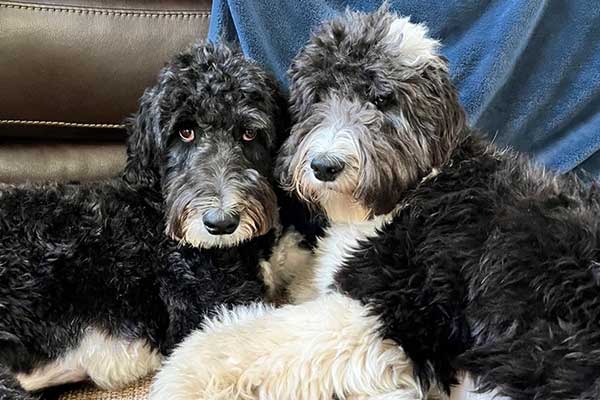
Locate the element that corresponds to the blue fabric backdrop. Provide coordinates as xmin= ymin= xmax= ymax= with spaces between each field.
xmin=208 ymin=0 xmax=600 ymax=178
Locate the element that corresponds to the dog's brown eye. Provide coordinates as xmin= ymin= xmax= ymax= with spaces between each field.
xmin=179 ymin=128 xmax=195 ymax=143
xmin=242 ymin=130 xmax=257 ymax=142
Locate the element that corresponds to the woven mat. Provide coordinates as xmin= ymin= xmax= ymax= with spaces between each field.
xmin=57 ymin=377 xmax=152 ymax=400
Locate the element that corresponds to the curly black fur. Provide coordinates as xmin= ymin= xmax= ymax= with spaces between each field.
xmin=0 ymin=42 xmax=290 ymax=399
xmin=336 ymin=137 xmax=600 ymax=400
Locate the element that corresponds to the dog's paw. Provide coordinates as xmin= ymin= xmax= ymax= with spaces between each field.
xmin=261 ymin=227 xmax=317 ymax=304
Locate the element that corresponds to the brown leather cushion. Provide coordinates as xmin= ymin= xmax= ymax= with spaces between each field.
xmin=0 ymin=141 xmax=126 ymax=183
xmin=0 ymin=0 xmax=211 ymax=140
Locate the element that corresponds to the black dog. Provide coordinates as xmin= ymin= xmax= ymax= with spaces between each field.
xmin=0 ymin=42 xmax=292 ymax=399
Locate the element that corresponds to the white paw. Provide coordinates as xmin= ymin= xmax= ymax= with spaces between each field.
xmin=263 ymin=227 xmax=317 ymax=303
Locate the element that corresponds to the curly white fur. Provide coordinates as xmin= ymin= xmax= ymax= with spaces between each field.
xmin=150 ymin=293 xmax=420 ymax=400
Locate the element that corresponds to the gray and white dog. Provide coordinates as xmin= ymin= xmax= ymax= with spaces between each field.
xmin=152 ymin=6 xmax=600 ymax=400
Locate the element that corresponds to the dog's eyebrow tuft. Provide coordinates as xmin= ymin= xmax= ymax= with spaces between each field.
xmin=232 ymin=106 xmax=271 ymax=130
xmin=246 ymin=115 xmax=270 ymax=131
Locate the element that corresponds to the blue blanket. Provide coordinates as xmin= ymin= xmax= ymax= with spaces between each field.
xmin=208 ymin=0 xmax=600 ymax=178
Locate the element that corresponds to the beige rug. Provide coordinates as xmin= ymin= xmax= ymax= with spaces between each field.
xmin=57 ymin=377 xmax=151 ymax=400
xmin=54 ymin=374 xmax=509 ymax=400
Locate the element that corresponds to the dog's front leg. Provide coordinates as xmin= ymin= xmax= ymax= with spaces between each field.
xmin=150 ymin=292 xmax=422 ymax=400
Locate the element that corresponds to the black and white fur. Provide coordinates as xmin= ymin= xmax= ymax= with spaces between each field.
xmin=0 ymin=42 xmax=305 ymax=400
xmin=149 ymin=7 xmax=600 ymax=400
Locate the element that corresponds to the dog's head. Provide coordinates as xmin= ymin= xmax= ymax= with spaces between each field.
xmin=124 ymin=42 xmax=286 ymax=248
xmin=277 ymin=7 xmax=466 ymax=223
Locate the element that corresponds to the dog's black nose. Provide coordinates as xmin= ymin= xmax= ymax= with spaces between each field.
xmin=203 ymin=210 xmax=240 ymax=235
xmin=310 ymin=157 xmax=345 ymax=182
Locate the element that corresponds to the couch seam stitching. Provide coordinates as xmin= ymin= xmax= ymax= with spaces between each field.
xmin=0 ymin=119 xmax=125 ymax=129
xmin=0 ymin=3 xmax=210 ymax=18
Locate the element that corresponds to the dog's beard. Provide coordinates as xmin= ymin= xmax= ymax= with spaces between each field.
xmin=288 ymin=125 xmax=372 ymax=224
xmin=166 ymin=170 xmax=278 ymax=249
xmin=318 ymin=191 xmax=372 ymax=223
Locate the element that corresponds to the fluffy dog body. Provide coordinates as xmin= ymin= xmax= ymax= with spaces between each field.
xmin=281 ymin=8 xmax=600 ymax=399
xmin=282 ymin=9 xmax=600 ymax=399
xmin=151 ymin=8 xmax=600 ymax=400
xmin=0 ymin=43 xmax=295 ymax=399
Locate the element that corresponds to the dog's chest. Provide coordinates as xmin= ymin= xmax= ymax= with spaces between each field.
xmin=313 ymin=217 xmax=389 ymax=296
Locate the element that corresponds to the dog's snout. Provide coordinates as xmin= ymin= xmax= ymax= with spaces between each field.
xmin=202 ymin=209 xmax=240 ymax=235
xmin=311 ymin=157 xmax=345 ymax=182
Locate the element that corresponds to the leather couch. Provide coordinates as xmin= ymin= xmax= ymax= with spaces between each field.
xmin=0 ymin=1 xmax=211 ymax=398
xmin=0 ymin=0 xmax=211 ymax=184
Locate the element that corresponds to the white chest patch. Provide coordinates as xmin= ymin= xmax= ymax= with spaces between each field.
xmin=16 ymin=328 xmax=162 ymax=391
xmin=313 ymin=212 xmax=395 ymax=297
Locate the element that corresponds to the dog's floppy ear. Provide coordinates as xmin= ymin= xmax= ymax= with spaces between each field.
xmin=123 ymin=87 xmax=161 ymax=186
xmin=409 ymin=63 xmax=467 ymax=170
xmin=434 ymin=67 xmax=467 ymax=161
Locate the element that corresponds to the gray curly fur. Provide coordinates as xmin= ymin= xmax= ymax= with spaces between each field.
xmin=277 ymin=6 xmax=464 ymax=215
